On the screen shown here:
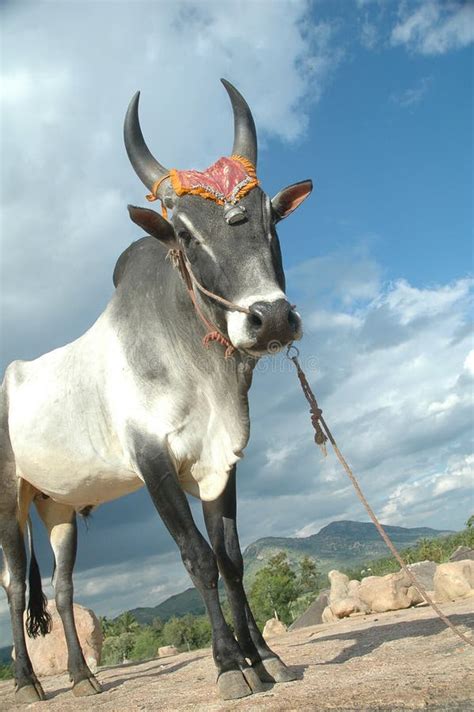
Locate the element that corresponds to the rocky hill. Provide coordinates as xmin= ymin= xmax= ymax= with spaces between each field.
xmin=242 ymin=519 xmax=452 ymax=581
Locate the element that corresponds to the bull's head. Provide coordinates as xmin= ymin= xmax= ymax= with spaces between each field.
xmin=124 ymin=79 xmax=312 ymax=357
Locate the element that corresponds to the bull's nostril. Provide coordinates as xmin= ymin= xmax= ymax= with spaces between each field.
xmin=249 ymin=313 xmax=263 ymax=328
xmin=288 ymin=310 xmax=299 ymax=331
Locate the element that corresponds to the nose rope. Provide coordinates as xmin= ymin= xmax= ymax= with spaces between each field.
xmin=169 ymin=248 xmax=251 ymax=358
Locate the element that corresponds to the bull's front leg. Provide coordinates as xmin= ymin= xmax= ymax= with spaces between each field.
xmin=134 ymin=437 xmax=265 ymax=700
xmin=202 ymin=467 xmax=296 ymax=684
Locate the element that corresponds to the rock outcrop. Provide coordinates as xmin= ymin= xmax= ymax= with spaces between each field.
xmin=289 ymin=590 xmax=329 ymax=630
xmin=262 ymin=618 xmax=287 ymax=638
xmin=327 ymin=570 xmax=368 ymax=619
xmin=358 ymin=570 xmax=423 ymax=613
xmin=289 ymin=554 xmax=474 ymax=631
xmin=22 ymin=601 xmax=102 ymax=676
xmin=322 ymin=605 xmax=338 ymax=623
xmin=158 ymin=645 xmax=179 ymax=657
xmin=406 ymin=560 xmax=437 ymax=590
xmin=449 ymin=546 xmax=474 ymax=562
xmin=434 ymin=559 xmax=474 ymax=602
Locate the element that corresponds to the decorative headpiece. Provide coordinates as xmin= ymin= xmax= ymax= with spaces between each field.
xmin=124 ymin=79 xmax=259 ymax=224
xmin=145 ymin=154 xmax=258 ymax=224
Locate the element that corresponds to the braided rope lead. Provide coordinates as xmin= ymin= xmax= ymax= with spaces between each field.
xmin=288 ymin=346 xmax=473 ymax=648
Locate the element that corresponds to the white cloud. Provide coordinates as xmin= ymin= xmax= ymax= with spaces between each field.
xmin=427 ymin=393 xmax=461 ymax=415
xmin=391 ymin=1 xmax=474 ymax=55
xmin=390 ymin=76 xmax=433 ymax=108
xmin=464 ymin=350 xmax=474 ymax=375
xmin=0 ymin=0 xmax=341 ymax=366
xmin=380 ymin=454 xmax=474 ymax=523
xmin=241 ymin=259 xmax=473 ymax=543
xmin=263 ymin=441 xmax=300 ymax=470
xmin=288 ymin=248 xmax=382 ymax=307
xmin=0 ymin=549 xmax=190 ymax=647
xmin=376 ymin=277 xmax=472 ymax=325
xmin=360 ymin=19 xmax=379 ymax=50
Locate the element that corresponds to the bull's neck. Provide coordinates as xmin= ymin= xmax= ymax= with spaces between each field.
xmin=110 ymin=255 xmax=256 ymax=398
xmin=169 ymin=267 xmax=256 ymax=392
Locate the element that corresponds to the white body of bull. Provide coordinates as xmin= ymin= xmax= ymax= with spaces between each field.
xmin=5 ymin=301 xmax=249 ymax=507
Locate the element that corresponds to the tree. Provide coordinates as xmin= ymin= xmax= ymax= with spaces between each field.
xmin=114 ymin=611 xmax=139 ymax=635
xmin=296 ymin=556 xmax=321 ymax=595
xmin=131 ymin=628 xmax=163 ymax=661
xmin=162 ymin=614 xmax=212 ymax=652
xmin=249 ymin=552 xmax=299 ymax=627
xmin=150 ymin=616 xmax=164 ymax=635
xmin=101 ymin=632 xmax=136 ymax=665
xmin=100 ymin=611 xmax=139 ymax=639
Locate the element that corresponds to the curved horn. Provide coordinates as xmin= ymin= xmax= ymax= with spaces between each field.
xmin=221 ymin=79 xmax=257 ymax=167
xmin=124 ymin=91 xmax=169 ymax=191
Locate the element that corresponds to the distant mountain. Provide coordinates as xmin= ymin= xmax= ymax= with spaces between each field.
xmin=129 ymin=587 xmax=206 ymax=625
xmin=124 ymin=520 xmax=452 ymax=625
xmin=242 ymin=520 xmax=453 ymax=582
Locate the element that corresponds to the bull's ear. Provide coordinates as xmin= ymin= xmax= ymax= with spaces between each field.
xmin=271 ymin=180 xmax=313 ymax=221
xmin=127 ymin=205 xmax=176 ymax=243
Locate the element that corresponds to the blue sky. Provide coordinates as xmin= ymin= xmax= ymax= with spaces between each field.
xmin=0 ymin=0 xmax=473 ymax=643
xmin=266 ymin=1 xmax=473 ymax=286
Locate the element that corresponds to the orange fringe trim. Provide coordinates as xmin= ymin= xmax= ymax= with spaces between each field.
xmin=169 ymin=155 xmax=259 ymax=205
xmin=145 ymin=156 xmax=259 ymax=216
xmin=146 ymin=174 xmax=171 ymax=219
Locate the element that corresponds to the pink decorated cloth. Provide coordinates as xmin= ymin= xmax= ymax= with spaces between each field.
xmin=170 ymin=155 xmax=258 ymax=205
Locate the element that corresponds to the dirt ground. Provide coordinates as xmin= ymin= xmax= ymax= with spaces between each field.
xmin=1 ymin=598 xmax=473 ymax=711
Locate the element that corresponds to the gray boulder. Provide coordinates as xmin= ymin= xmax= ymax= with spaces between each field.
xmin=449 ymin=546 xmax=474 ymax=562
xmin=406 ymin=560 xmax=437 ymax=591
xmin=19 ymin=601 xmax=102 ymax=676
xmin=289 ymin=590 xmax=329 ymax=631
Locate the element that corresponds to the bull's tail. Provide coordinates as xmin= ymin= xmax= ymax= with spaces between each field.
xmin=25 ymin=516 xmax=52 ymax=638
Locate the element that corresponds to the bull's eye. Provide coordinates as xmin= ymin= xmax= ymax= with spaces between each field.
xmin=177 ymin=229 xmax=199 ymax=247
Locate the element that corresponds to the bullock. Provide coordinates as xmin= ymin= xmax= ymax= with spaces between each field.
xmin=0 ymin=80 xmax=312 ymax=702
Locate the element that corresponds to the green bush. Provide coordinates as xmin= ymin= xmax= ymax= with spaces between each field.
xmin=162 ymin=614 xmax=212 ymax=652
xmin=246 ymin=552 xmax=324 ymax=628
xmin=130 ymin=628 xmax=162 ymax=661
xmin=0 ymin=663 xmax=13 ymax=680
xmin=101 ymin=631 xmax=136 ymax=665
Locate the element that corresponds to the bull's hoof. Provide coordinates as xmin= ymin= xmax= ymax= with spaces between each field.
xmin=217 ymin=670 xmax=252 ymax=700
xmin=242 ymin=666 xmax=267 ymax=693
xmin=15 ymin=682 xmax=46 ymax=703
xmin=255 ymin=657 xmax=297 ymax=683
xmin=72 ymin=676 xmax=102 ymax=696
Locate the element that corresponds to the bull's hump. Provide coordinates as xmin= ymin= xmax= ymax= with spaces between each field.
xmin=113 ymin=235 xmax=168 ymax=288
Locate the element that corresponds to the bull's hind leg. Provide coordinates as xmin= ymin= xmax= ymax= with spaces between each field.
xmin=34 ymin=497 xmax=102 ymax=696
xmin=0 ymin=443 xmax=46 ymax=702
xmin=203 ymin=467 xmax=296 ymax=684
